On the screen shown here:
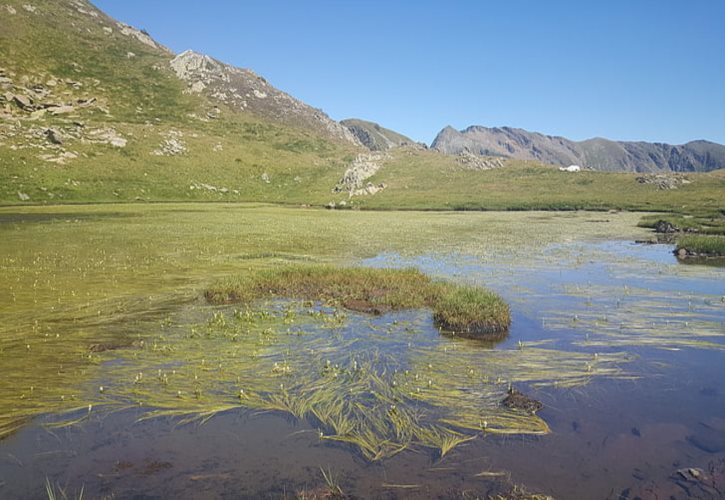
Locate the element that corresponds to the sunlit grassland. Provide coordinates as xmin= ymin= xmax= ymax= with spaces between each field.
xmin=1 ymin=0 xmax=197 ymax=124
xmin=355 ymin=150 xmax=725 ymax=214
xmin=0 ymin=112 xmax=356 ymax=205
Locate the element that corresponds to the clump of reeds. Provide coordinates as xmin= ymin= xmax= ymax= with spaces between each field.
xmin=205 ymin=265 xmax=511 ymax=338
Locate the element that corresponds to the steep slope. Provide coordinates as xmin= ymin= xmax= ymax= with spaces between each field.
xmin=0 ymin=0 xmax=360 ymax=204
xmin=340 ymin=118 xmax=422 ymax=151
xmin=431 ymin=125 xmax=725 ymax=172
xmin=170 ymin=50 xmax=359 ymax=146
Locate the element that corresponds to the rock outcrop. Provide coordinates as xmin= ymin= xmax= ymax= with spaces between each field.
xmin=333 ymin=153 xmax=389 ymax=196
xmin=636 ymin=173 xmax=691 ymax=190
xmin=431 ymin=125 xmax=725 ymax=173
xmin=0 ymin=66 xmax=123 ymax=165
xmin=170 ymin=50 xmax=359 ymax=145
xmin=455 ymin=151 xmax=506 ymax=171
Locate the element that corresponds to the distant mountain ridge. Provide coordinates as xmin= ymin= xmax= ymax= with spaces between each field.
xmin=340 ymin=118 xmax=422 ymax=151
xmin=431 ymin=125 xmax=725 ymax=172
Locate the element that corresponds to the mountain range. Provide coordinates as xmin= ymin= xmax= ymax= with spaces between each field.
xmin=431 ymin=126 xmax=725 ymax=173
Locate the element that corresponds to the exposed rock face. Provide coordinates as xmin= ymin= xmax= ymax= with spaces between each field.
xmin=333 ymin=153 xmax=389 ymax=196
xmin=431 ymin=125 xmax=725 ymax=172
xmin=12 ymin=94 xmax=33 ymax=109
xmin=340 ymin=118 xmax=422 ymax=151
xmin=170 ymin=50 xmax=359 ymax=145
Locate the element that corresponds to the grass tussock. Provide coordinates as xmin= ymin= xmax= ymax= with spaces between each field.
xmin=205 ymin=265 xmax=511 ymax=338
xmin=638 ymin=211 xmax=725 ymax=236
xmin=676 ymin=235 xmax=725 ymax=257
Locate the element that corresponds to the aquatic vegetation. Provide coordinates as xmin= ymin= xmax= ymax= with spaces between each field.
xmin=542 ymin=284 xmax=725 ymax=351
xmin=1 ymin=204 xmax=721 ymax=472
xmin=44 ymin=477 xmax=84 ymax=500
xmin=205 ymin=265 xmax=511 ymax=337
xmin=60 ymin=301 xmax=632 ymax=461
xmin=319 ymin=467 xmax=345 ymax=498
xmin=382 ymin=244 xmax=725 ymax=353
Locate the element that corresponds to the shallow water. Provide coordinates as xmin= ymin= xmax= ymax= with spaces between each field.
xmin=1 ymin=205 xmax=724 ymax=499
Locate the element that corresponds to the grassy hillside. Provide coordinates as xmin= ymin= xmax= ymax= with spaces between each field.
xmin=0 ymin=0 xmax=358 ymax=204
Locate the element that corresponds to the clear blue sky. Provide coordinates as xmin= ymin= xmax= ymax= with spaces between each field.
xmin=92 ymin=0 xmax=725 ymax=145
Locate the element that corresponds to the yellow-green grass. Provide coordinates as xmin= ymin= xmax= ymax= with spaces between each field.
xmin=205 ymin=265 xmax=510 ymax=338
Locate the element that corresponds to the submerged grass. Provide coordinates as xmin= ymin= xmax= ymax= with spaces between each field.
xmin=68 ymin=301 xmax=633 ymax=461
xmin=541 ymin=283 xmax=725 ymax=351
xmin=206 ymin=265 xmax=511 ymax=338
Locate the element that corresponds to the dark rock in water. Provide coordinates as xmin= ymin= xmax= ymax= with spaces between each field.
xmin=501 ymin=388 xmax=543 ymax=414
xmin=654 ymin=220 xmax=678 ymax=233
